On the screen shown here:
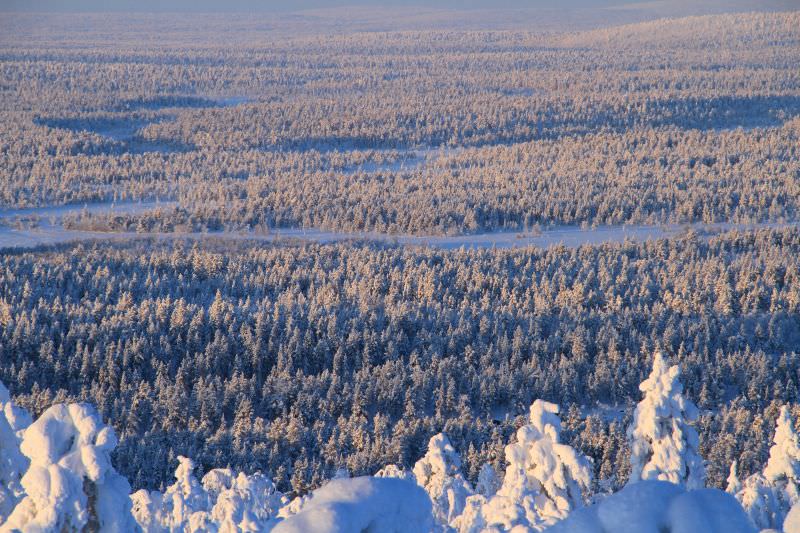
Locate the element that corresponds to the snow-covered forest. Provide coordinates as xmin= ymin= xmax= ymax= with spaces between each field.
xmin=1 ymin=351 xmax=799 ymax=532
xmin=1 ymin=3 xmax=800 ymax=532
xmin=1 ymin=12 xmax=799 ymax=235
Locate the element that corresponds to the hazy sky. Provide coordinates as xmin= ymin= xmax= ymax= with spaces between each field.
xmin=1 ymin=0 xmax=648 ymax=12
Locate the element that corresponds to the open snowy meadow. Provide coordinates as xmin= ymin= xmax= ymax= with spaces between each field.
xmin=1 ymin=1 xmax=800 ymax=531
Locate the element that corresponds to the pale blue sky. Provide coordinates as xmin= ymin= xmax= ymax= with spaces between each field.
xmin=0 ymin=0 xmax=670 ymax=12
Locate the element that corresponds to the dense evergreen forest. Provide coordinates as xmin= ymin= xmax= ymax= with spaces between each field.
xmin=1 ymin=229 xmax=798 ymax=494
xmin=1 ymin=12 xmax=799 ymax=235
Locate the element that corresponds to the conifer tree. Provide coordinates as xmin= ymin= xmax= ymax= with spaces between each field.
xmin=627 ymin=351 xmax=705 ymax=489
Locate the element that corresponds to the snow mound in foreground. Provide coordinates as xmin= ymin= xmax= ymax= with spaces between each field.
xmin=545 ymin=480 xmax=755 ymax=533
xmin=4 ymin=402 xmax=138 ymax=532
xmin=271 ymin=476 xmax=434 ymax=533
xmin=0 ymin=382 xmax=29 ymax=523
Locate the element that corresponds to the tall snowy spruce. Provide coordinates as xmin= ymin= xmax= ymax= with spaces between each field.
xmin=627 ymin=351 xmax=705 ymax=489
xmin=132 ymin=455 xmax=287 ymax=531
xmin=736 ymin=405 xmax=800 ymax=530
xmin=455 ymin=400 xmax=593 ymax=532
xmin=412 ymin=432 xmax=475 ymax=526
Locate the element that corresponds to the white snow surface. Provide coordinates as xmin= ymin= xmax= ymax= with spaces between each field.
xmin=627 ymin=351 xmax=705 ymax=489
xmin=545 ymin=480 xmax=755 ymax=533
xmin=270 ymin=476 xmax=434 ymax=533
xmin=0 ymin=383 xmax=29 ymax=523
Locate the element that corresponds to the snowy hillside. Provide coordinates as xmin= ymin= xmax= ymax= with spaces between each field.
xmin=559 ymin=11 xmax=800 ymax=49
xmin=1 ymin=352 xmax=798 ymax=532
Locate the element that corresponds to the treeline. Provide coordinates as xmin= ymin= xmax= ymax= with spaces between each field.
xmin=1 ymin=228 xmax=799 ymax=494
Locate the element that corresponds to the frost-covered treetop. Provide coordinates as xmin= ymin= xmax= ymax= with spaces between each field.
xmin=413 ymin=433 xmax=463 ymax=482
xmin=528 ymin=399 xmax=564 ymax=443
xmin=413 ymin=432 xmax=474 ymax=526
xmin=727 ymin=460 xmax=742 ymax=495
xmin=374 ymin=464 xmax=415 ymax=482
xmin=628 ymin=351 xmax=705 ymax=489
xmin=764 ymin=406 xmax=800 ymax=484
xmin=732 ymin=409 xmax=800 ymax=532
xmin=4 ymin=402 xmax=138 ymax=532
xmin=504 ymin=400 xmax=593 ymax=513
xmin=458 ymin=399 xmax=594 ymax=532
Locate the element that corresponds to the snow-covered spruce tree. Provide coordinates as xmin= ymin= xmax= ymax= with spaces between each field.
xmin=475 ymin=463 xmax=500 ymax=498
xmin=413 ymin=432 xmax=475 ymax=527
xmin=132 ymin=456 xmax=287 ymax=532
xmin=764 ymin=406 xmax=800 ymax=497
xmin=737 ymin=405 xmax=800 ymax=530
xmin=727 ymin=460 xmax=742 ymax=495
xmin=0 ymin=382 xmax=29 ymax=523
xmin=4 ymin=403 xmax=139 ymax=532
xmin=202 ymin=468 xmax=287 ymax=531
xmin=131 ymin=455 xmax=210 ymax=532
xmin=456 ymin=400 xmax=593 ymax=532
xmin=627 ymin=351 xmax=705 ymax=489
xmin=375 ymin=463 xmax=415 ymax=482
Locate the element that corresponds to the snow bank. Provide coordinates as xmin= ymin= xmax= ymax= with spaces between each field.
xmin=4 ymin=402 xmax=138 ymax=532
xmin=0 ymin=382 xmax=29 ymax=523
xmin=545 ymin=480 xmax=755 ymax=533
xmin=271 ymin=476 xmax=434 ymax=533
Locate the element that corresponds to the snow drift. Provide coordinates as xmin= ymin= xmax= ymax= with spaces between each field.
xmin=271 ymin=476 xmax=434 ymax=533
xmin=545 ymin=480 xmax=755 ymax=533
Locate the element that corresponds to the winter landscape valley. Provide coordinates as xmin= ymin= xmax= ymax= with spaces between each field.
xmin=1 ymin=1 xmax=800 ymax=531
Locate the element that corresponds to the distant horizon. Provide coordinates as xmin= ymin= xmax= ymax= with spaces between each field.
xmin=0 ymin=0 xmax=794 ymax=12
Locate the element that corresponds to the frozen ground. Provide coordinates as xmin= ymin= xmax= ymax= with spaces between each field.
xmin=1 ymin=200 xmax=797 ymax=252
